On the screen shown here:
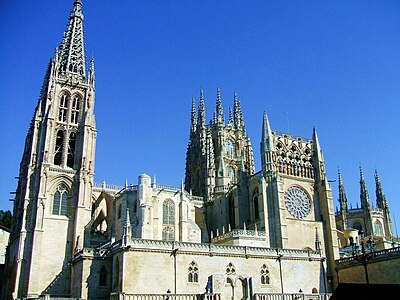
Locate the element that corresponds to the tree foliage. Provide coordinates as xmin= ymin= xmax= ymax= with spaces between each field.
xmin=0 ymin=210 xmax=12 ymax=229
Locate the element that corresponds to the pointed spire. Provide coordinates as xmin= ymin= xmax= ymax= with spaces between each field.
xmin=88 ymin=57 xmax=95 ymax=85
xmin=190 ymin=97 xmax=197 ymax=134
xmin=261 ymin=111 xmax=275 ymax=174
xmin=312 ymin=127 xmax=324 ymax=162
xmin=58 ymin=0 xmax=86 ymax=77
xmin=197 ymin=89 xmax=206 ymax=129
xmin=359 ymin=166 xmax=371 ymax=210
xmin=228 ymin=107 xmax=233 ymax=125
xmin=206 ymin=130 xmax=215 ymax=172
xmin=374 ymin=169 xmax=387 ymax=209
xmin=338 ymin=169 xmax=348 ymax=213
xmin=233 ymin=92 xmax=241 ymax=128
xmin=216 ymin=87 xmax=224 ymax=125
xmin=261 ymin=111 xmax=274 ymax=152
xmin=122 ymin=207 xmax=132 ymax=247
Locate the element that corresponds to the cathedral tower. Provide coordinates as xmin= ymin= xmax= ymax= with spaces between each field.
xmin=4 ymin=0 xmax=96 ymax=298
xmin=185 ymin=89 xmax=255 ymax=234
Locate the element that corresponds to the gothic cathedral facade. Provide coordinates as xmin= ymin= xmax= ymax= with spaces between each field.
xmin=2 ymin=1 xmax=394 ymax=299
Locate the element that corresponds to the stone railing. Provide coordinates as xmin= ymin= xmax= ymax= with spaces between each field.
xmin=336 ymin=246 xmax=400 ymax=266
xmin=273 ymin=130 xmax=312 ymax=142
xmin=17 ymin=297 xmax=83 ymax=300
xmin=153 ymin=183 xmax=182 ymax=192
xmin=110 ymin=293 xmax=220 ymax=300
xmin=254 ymin=293 xmax=331 ymax=300
xmin=94 ymin=181 xmax=124 ymax=191
xmin=211 ymin=228 xmax=266 ymax=243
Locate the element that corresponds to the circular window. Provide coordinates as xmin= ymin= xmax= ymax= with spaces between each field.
xmin=284 ymin=186 xmax=311 ymax=219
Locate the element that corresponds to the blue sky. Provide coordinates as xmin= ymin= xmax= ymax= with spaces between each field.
xmin=1 ymin=1 xmax=399 ymax=235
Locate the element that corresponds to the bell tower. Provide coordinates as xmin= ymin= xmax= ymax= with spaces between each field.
xmin=4 ymin=0 xmax=96 ymax=298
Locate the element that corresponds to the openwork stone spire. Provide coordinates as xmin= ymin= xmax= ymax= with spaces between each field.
xmin=374 ymin=169 xmax=387 ymax=209
xmin=197 ymin=90 xmax=206 ymax=129
xmin=58 ymin=0 xmax=86 ymax=77
xmin=190 ymin=97 xmax=197 ymax=134
xmin=359 ymin=166 xmax=371 ymax=210
xmin=338 ymin=169 xmax=348 ymax=213
xmin=216 ymin=87 xmax=224 ymax=125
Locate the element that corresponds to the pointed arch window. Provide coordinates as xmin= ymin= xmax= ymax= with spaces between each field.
xmin=162 ymin=200 xmax=175 ymax=241
xmin=261 ymin=264 xmax=270 ymax=285
xmin=54 ymin=130 xmax=64 ymax=166
xmin=225 ymin=140 xmax=234 ymax=157
xmin=163 ymin=200 xmax=175 ymax=225
xmin=67 ymin=132 xmax=76 ymax=168
xmin=99 ymin=265 xmax=108 ymax=286
xmin=71 ymin=95 xmax=80 ymax=124
xmin=58 ymin=94 xmax=69 ymax=122
xmin=188 ymin=261 xmax=199 ymax=283
xmin=374 ymin=220 xmax=383 ymax=236
xmin=53 ymin=184 xmax=69 ymax=216
xmin=253 ymin=189 xmax=260 ymax=220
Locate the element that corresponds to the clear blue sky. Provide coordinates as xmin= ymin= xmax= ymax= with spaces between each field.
xmin=1 ymin=1 xmax=399 ymax=235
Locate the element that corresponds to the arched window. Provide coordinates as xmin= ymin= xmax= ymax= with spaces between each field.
xmin=228 ymin=167 xmax=235 ymax=183
xmin=71 ymin=95 xmax=80 ymax=124
xmin=226 ymin=262 xmax=236 ymax=275
xmin=53 ymin=184 xmax=69 ymax=216
xmin=225 ymin=140 xmax=234 ymax=157
xmin=99 ymin=265 xmax=108 ymax=287
xmin=71 ymin=95 xmax=80 ymax=123
xmin=188 ymin=261 xmax=199 ymax=283
xmin=58 ymin=94 xmax=69 ymax=122
xmin=374 ymin=220 xmax=383 ymax=236
xmin=54 ymin=130 xmax=64 ymax=166
xmin=261 ymin=264 xmax=270 ymax=285
xmin=162 ymin=200 xmax=175 ymax=241
xmin=253 ymin=189 xmax=259 ymax=220
xmin=67 ymin=132 xmax=76 ymax=168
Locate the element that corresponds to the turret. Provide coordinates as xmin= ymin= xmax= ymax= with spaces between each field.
xmin=338 ymin=169 xmax=348 ymax=230
xmin=215 ymin=87 xmax=225 ymax=126
xmin=312 ymin=127 xmax=325 ymax=181
xmin=197 ymin=90 xmax=206 ymax=129
xmin=359 ymin=166 xmax=371 ymax=211
xmin=359 ymin=166 xmax=373 ymax=235
xmin=374 ymin=170 xmax=393 ymax=237
xmin=190 ymin=97 xmax=197 ymax=134
xmin=261 ymin=111 xmax=275 ymax=175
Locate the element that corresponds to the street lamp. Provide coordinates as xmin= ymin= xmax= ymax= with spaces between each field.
xmin=351 ymin=233 xmax=376 ymax=285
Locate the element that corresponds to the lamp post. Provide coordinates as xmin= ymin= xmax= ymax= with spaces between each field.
xmin=351 ymin=233 xmax=376 ymax=285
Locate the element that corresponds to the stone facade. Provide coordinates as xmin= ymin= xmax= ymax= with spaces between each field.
xmin=1 ymin=1 xmax=396 ymax=300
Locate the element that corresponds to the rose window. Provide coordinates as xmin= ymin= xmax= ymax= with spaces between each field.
xmin=284 ymin=186 xmax=311 ymax=219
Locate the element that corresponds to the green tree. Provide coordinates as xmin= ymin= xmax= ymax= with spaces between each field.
xmin=0 ymin=210 xmax=12 ymax=229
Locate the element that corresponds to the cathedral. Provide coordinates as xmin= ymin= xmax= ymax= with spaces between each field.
xmin=2 ymin=1 xmax=395 ymax=299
